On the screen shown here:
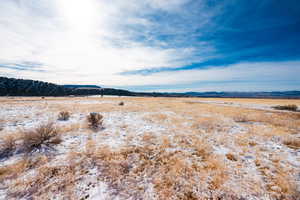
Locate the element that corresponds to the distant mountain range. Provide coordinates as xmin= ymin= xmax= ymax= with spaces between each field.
xmin=0 ymin=77 xmax=300 ymax=98
xmin=63 ymin=85 xmax=101 ymax=89
xmin=176 ymin=91 xmax=300 ymax=98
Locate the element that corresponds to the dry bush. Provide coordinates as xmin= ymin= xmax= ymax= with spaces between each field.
xmin=22 ymin=122 xmax=62 ymax=153
xmin=226 ymin=153 xmax=237 ymax=161
xmin=283 ymin=138 xmax=300 ymax=149
xmin=0 ymin=135 xmax=16 ymax=159
xmin=58 ymin=111 xmax=70 ymax=121
xmin=87 ymin=112 xmax=103 ymax=130
xmin=118 ymin=101 xmax=124 ymax=106
xmin=273 ymin=104 xmax=298 ymax=111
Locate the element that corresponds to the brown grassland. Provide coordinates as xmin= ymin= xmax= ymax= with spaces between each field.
xmin=0 ymin=96 xmax=299 ymax=199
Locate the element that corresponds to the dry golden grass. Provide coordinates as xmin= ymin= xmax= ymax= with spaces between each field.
xmin=191 ymin=116 xmax=226 ymax=133
xmin=0 ymin=159 xmax=29 ymax=182
xmin=233 ymin=113 xmax=250 ymax=122
xmin=79 ymin=134 xmax=232 ymax=199
xmin=59 ymin=122 xmax=83 ymax=133
xmin=6 ymin=151 xmax=90 ymax=199
xmin=0 ymin=135 xmax=16 ymax=158
xmin=283 ymin=137 xmax=300 ymax=149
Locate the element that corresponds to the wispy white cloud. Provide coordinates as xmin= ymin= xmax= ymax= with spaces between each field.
xmin=0 ymin=0 xmax=202 ymax=81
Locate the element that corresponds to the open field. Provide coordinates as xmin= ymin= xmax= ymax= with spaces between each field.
xmin=0 ymin=96 xmax=299 ymax=200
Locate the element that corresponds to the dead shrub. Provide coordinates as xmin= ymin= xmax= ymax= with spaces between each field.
xmin=118 ymin=102 xmax=124 ymax=106
xmin=273 ymin=104 xmax=298 ymax=111
xmin=22 ymin=122 xmax=61 ymax=153
xmin=0 ymin=135 xmax=16 ymax=159
xmin=226 ymin=153 xmax=237 ymax=161
xmin=58 ymin=111 xmax=70 ymax=121
xmin=87 ymin=112 xmax=103 ymax=130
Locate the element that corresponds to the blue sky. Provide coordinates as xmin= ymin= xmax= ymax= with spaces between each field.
xmin=0 ymin=0 xmax=299 ymax=92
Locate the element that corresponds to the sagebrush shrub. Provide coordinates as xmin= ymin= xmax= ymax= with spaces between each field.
xmin=22 ymin=122 xmax=61 ymax=153
xmin=273 ymin=104 xmax=298 ymax=111
xmin=87 ymin=112 xmax=103 ymax=130
xmin=226 ymin=153 xmax=237 ymax=161
xmin=58 ymin=111 xmax=70 ymax=121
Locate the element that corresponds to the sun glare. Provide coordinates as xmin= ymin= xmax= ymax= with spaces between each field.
xmin=58 ymin=0 xmax=97 ymax=33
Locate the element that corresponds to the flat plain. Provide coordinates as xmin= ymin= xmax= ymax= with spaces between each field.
xmin=0 ymin=96 xmax=299 ymax=200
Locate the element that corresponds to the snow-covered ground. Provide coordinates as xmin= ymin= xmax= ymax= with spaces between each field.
xmin=0 ymin=97 xmax=299 ymax=199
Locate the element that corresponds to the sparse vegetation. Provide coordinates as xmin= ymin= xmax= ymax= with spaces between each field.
xmin=58 ymin=111 xmax=70 ymax=121
xmin=0 ymin=96 xmax=299 ymax=199
xmin=22 ymin=122 xmax=61 ymax=153
xmin=273 ymin=104 xmax=298 ymax=111
xmin=87 ymin=112 xmax=103 ymax=130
